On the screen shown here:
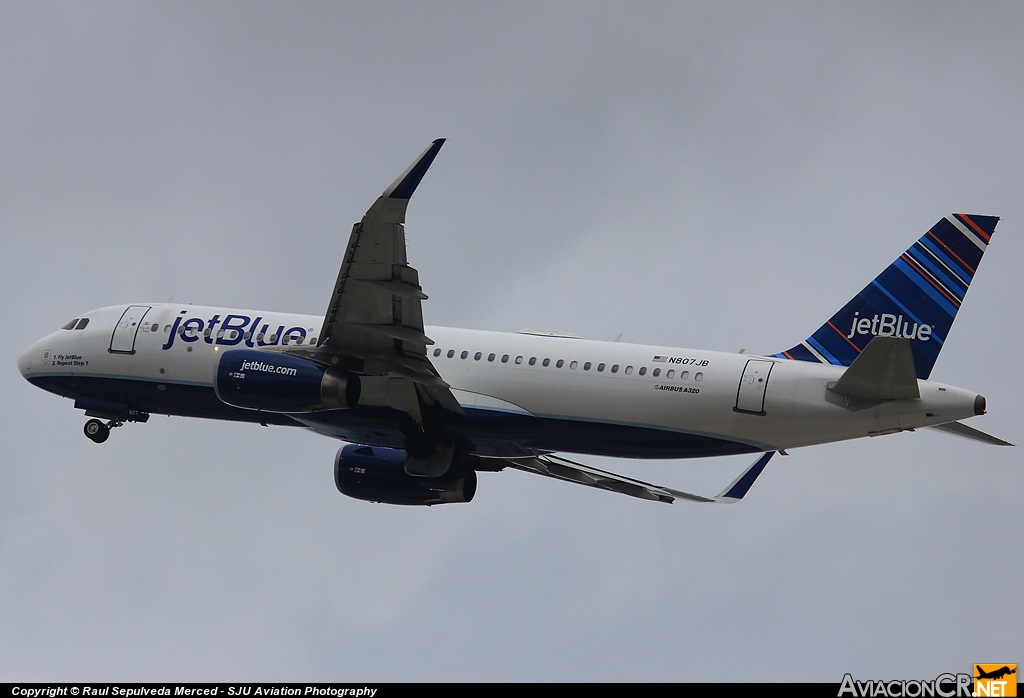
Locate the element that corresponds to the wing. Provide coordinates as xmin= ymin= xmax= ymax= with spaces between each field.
xmin=487 ymin=451 xmax=775 ymax=504
xmin=292 ymin=139 xmax=462 ymax=421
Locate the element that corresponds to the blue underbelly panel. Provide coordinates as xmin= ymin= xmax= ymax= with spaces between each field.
xmin=30 ymin=375 xmax=757 ymax=459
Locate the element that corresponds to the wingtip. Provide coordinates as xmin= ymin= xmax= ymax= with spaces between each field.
xmin=386 ymin=139 xmax=447 ymax=200
xmin=714 ymin=451 xmax=775 ymax=501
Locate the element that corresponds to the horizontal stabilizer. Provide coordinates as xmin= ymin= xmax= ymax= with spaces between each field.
xmin=929 ymin=421 xmax=1013 ymax=446
xmin=829 ymin=336 xmax=919 ymax=400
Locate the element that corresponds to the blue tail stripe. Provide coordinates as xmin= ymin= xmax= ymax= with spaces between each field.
xmin=874 ymin=264 xmax=955 ymax=342
xmin=893 ymin=258 xmax=959 ymax=316
xmin=782 ymin=344 xmax=819 ymax=362
xmin=869 ymin=280 xmax=943 ymax=345
xmin=918 ymin=236 xmax=973 ymax=286
xmin=806 ymin=336 xmax=844 ymax=366
xmin=907 ymin=245 xmax=968 ymax=298
xmin=774 ymin=214 xmax=997 ymax=379
xmin=930 ymin=218 xmax=986 ymax=271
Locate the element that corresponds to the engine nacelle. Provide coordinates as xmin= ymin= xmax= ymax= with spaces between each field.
xmin=334 ymin=444 xmax=477 ymax=506
xmin=214 ymin=349 xmax=360 ymax=413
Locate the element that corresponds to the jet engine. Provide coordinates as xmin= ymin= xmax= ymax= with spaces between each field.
xmin=334 ymin=444 xmax=477 ymax=506
xmin=214 ymin=349 xmax=360 ymax=413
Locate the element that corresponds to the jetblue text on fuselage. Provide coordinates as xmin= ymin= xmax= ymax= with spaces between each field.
xmin=846 ymin=313 xmax=933 ymax=341
xmin=161 ymin=311 xmax=311 ymax=351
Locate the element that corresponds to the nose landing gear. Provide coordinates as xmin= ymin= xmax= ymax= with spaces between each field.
xmin=83 ymin=418 xmax=121 ymax=444
xmin=80 ymin=407 xmax=148 ymax=443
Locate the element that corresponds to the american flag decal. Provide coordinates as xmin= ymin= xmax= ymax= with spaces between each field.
xmin=653 ymin=356 xmax=667 ymax=363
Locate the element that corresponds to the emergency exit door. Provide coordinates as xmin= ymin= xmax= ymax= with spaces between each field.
xmin=735 ymin=359 xmax=775 ymax=415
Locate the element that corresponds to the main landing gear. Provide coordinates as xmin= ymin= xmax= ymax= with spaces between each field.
xmin=83 ymin=418 xmax=121 ymax=444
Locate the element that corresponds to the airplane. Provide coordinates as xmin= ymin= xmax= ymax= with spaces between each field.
xmin=975 ymin=666 xmax=1016 ymax=681
xmin=17 ymin=139 xmax=1012 ymax=506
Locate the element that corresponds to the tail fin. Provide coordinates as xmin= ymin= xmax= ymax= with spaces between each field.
xmin=773 ymin=214 xmax=999 ymax=379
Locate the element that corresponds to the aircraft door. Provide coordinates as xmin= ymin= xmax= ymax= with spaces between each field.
xmin=735 ymin=359 xmax=775 ymax=415
xmin=109 ymin=305 xmax=151 ymax=354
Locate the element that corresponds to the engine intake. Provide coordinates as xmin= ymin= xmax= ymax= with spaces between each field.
xmin=334 ymin=444 xmax=477 ymax=506
xmin=215 ymin=349 xmax=360 ymax=413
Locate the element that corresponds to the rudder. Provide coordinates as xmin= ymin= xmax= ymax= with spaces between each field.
xmin=773 ymin=214 xmax=999 ymax=379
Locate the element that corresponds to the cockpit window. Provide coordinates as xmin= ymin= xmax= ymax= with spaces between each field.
xmin=75 ymin=318 xmax=89 ymax=330
xmin=62 ymin=319 xmax=79 ymax=330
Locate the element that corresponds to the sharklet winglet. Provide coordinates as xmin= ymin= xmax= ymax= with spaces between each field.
xmin=714 ymin=451 xmax=775 ymax=502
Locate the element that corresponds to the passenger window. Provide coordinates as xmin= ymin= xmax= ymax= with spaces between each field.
xmin=695 ymin=372 xmax=703 ymax=381
xmin=542 ymin=358 xmax=550 ymax=367
xmin=681 ymin=371 xmax=689 ymax=380
xmin=666 ymin=369 xmax=674 ymax=378
xmin=474 ymin=352 xmax=481 ymax=360
xmin=62 ymin=319 xmax=79 ymax=330
xmin=204 ymin=328 xmax=212 ymax=337
xmin=502 ymin=354 xmax=509 ymax=363
xmin=625 ymin=366 xmax=633 ymax=375
xmin=652 ymin=368 xmax=660 ymax=377
xmin=488 ymin=353 xmax=495 ymax=362
xmin=75 ymin=318 xmax=90 ymax=330
xmin=611 ymin=364 xmax=619 ymax=373
xmin=529 ymin=357 xmax=537 ymax=366
xmin=583 ymin=362 xmax=591 ymax=371
xmin=269 ymin=334 xmax=278 ymax=343
xmin=461 ymin=351 xmax=468 ymax=359
xmin=448 ymin=350 xmax=455 ymax=358
xmin=639 ymin=367 xmax=647 ymax=376
xmin=433 ymin=348 xmax=441 ymax=357
xmin=244 ymin=331 xmax=252 ymax=340
xmin=556 ymin=359 xmax=564 ymax=368
xmin=597 ymin=363 xmax=605 ymax=372
xmin=567 ymin=361 xmax=575 ymax=369
xmin=310 ymin=338 xmax=317 ymax=345
xmin=515 ymin=356 xmax=524 ymax=364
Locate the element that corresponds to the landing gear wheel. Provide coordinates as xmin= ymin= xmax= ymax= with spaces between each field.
xmin=84 ymin=419 xmax=110 ymax=443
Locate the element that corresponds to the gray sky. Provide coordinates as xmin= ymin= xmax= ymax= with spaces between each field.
xmin=2 ymin=2 xmax=1022 ymax=681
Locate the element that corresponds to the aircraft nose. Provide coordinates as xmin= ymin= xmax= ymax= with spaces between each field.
xmin=18 ymin=342 xmax=40 ymax=379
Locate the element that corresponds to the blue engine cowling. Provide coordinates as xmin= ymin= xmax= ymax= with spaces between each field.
xmin=334 ymin=444 xmax=477 ymax=506
xmin=214 ymin=349 xmax=360 ymax=413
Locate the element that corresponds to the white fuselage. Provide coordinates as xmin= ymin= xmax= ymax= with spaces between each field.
xmin=18 ymin=303 xmax=982 ymax=456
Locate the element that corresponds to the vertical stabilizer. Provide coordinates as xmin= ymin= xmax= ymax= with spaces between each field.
xmin=774 ymin=214 xmax=999 ymax=379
